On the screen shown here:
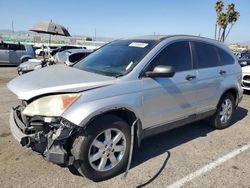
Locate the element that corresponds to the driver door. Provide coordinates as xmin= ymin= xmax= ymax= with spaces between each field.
xmin=141 ymin=41 xmax=198 ymax=129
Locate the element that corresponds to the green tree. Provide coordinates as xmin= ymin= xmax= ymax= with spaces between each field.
xmin=214 ymin=1 xmax=240 ymax=42
xmin=214 ymin=1 xmax=224 ymax=40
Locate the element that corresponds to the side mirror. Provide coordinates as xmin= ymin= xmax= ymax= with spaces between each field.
xmin=145 ymin=65 xmax=175 ymax=78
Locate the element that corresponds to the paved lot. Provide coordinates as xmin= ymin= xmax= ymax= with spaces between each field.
xmin=0 ymin=67 xmax=250 ymax=188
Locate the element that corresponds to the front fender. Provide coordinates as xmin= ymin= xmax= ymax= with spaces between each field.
xmin=62 ymin=93 xmax=143 ymax=127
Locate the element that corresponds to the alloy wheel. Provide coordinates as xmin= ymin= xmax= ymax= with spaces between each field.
xmin=88 ymin=128 xmax=126 ymax=172
xmin=219 ymin=98 xmax=233 ymax=124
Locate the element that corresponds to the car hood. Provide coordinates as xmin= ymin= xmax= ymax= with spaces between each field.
xmin=8 ymin=64 xmax=117 ymax=100
xmin=242 ymin=65 xmax=250 ymax=74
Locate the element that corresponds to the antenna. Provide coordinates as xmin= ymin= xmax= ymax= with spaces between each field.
xmin=11 ymin=20 xmax=14 ymax=33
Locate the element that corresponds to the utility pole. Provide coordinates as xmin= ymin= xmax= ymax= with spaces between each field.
xmin=11 ymin=20 xmax=14 ymax=33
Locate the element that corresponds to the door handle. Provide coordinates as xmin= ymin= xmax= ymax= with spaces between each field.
xmin=186 ymin=75 xmax=196 ymax=81
xmin=219 ymin=70 xmax=226 ymax=75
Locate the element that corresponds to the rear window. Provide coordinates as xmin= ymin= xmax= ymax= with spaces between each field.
xmin=193 ymin=42 xmax=221 ymax=68
xmin=69 ymin=53 xmax=86 ymax=63
xmin=217 ymin=48 xmax=235 ymax=65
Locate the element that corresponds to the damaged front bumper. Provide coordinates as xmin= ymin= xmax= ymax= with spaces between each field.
xmin=9 ymin=106 xmax=79 ymax=165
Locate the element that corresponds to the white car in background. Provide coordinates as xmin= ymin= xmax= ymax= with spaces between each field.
xmin=35 ymin=46 xmax=57 ymax=56
xmin=241 ymin=66 xmax=250 ymax=90
xmin=54 ymin=48 xmax=93 ymax=66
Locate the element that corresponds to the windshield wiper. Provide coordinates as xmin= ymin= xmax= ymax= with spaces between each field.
xmin=114 ymin=73 xmax=124 ymax=78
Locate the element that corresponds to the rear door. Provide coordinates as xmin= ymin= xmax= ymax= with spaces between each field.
xmin=191 ymin=41 xmax=223 ymax=113
xmin=142 ymin=41 xmax=198 ymax=128
xmin=9 ymin=44 xmax=26 ymax=64
xmin=0 ymin=43 xmax=10 ymax=64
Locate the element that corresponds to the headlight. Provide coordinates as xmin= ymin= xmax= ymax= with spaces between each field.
xmin=22 ymin=65 xmax=33 ymax=71
xmin=22 ymin=93 xmax=80 ymax=117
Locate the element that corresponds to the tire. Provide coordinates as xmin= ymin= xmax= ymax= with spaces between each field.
xmin=71 ymin=115 xmax=131 ymax=182
xmin=21 ymin=57 xmax=30 ymax=63
xmin=210 ymin=93 xmax=235 ymax=129
xmin=40 ymin=51 xmax=45 ymax=56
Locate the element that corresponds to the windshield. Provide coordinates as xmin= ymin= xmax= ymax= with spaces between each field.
xmin=74 ymin=39 xmax=158 ymax=77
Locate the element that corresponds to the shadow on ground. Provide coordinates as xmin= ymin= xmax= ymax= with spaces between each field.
xmin=132 ymin=106 xmax=248 ymax=168
xmin=129 ymin=106 xmax=248 ymax=187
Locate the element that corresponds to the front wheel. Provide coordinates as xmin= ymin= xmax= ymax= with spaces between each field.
xmin=210 ymin=93 xmax=235 ymax=129
xmin=71 ymin=115 xmax=131 ymax=182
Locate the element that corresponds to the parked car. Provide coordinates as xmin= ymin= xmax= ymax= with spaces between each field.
xmin=8 ymin=35 xmax=243 ymax=181
xmin=238 ymin=52 xmax=250 ymax=67
xmin=54 ymin=49 xmax=93 ymax=66
xmin=0 ymin=42 xmax=35 ymax=65
xmin=16 ymin=58 xmax=54 ymax=75
xmin=16 ymin=49 xmax=92 ymax=74
xmin=50 ymin=45 xmax=86 ymax=56
xmin=35 ymin=46 xmax=58 ymax=56
xmin=241 ymin=65 xmax=250 ymax=90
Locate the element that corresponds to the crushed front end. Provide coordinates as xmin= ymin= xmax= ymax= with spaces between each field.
xmin=10 ymin=103 xmax=80 ymax=165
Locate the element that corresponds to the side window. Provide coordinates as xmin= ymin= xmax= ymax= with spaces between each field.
xmin=8 ymin=44 xmax=18 ymax=51
xmin=193 ymin=42 xmax=221 ymax=68
xmin=0 ymin=43 xmax=8 ymax=50
xmin=9 ymin=44 xmax=25 ymax=51
xmin=217 ymin=48 xmax=235 ymax=65
xmin=19 ymin=44 xmax=25 ymax=51
xmin=149 ymin=41 xmax=192 ymax=72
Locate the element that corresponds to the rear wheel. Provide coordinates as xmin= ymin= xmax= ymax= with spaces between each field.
xmin=210 ymin=93 xmax=235 ymax=129
xmin=71 ymin=115 xmax=131 ymax=182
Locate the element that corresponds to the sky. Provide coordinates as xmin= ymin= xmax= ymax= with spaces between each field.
xmin=0 ymin=0 xmax=249 ymax=43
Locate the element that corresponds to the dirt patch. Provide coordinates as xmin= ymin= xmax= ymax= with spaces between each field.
xmin=0 ymin=132 xmax=11 ymax=138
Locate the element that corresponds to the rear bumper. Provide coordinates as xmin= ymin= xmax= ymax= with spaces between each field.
xmin=9 ymin=107 xmax=77 ymax=165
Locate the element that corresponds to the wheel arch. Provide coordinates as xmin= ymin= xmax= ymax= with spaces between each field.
xmin=219 ymin=87 xmax=239 ymax=107
xmin=20 ymin=55 xmax=32 ymax=62
xmin=83 ymin=108 xmax=143 ymax=148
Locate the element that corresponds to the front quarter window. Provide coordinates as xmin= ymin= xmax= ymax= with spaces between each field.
xmin=74 ymin=40 xmax=158 ymax=77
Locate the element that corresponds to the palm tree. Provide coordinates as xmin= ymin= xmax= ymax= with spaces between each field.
xmin=214 ymin=1 xmax=224 ymax=40
xmin=225 ymin=11 xmax=240 ymax=41
xmin=214 ymin=1 xmax=240 ymax=42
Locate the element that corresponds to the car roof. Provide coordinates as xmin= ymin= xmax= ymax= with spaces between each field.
xmin=122 ymin=35 xmax=169 ymax=41
xmin=122 ymin=34 xmax=220 ymax=43
xmin=120 ymin=34 xmax=230 ymax=53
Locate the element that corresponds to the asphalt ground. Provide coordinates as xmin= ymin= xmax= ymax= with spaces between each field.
xmin=0 ymin=67 xmax=250 ymax=188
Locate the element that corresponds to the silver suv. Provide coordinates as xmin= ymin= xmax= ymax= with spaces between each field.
xmin=8 ymin=35 xmax=243 ymax=181
xmin=0 ymin=42 xmax=35 ymax=65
